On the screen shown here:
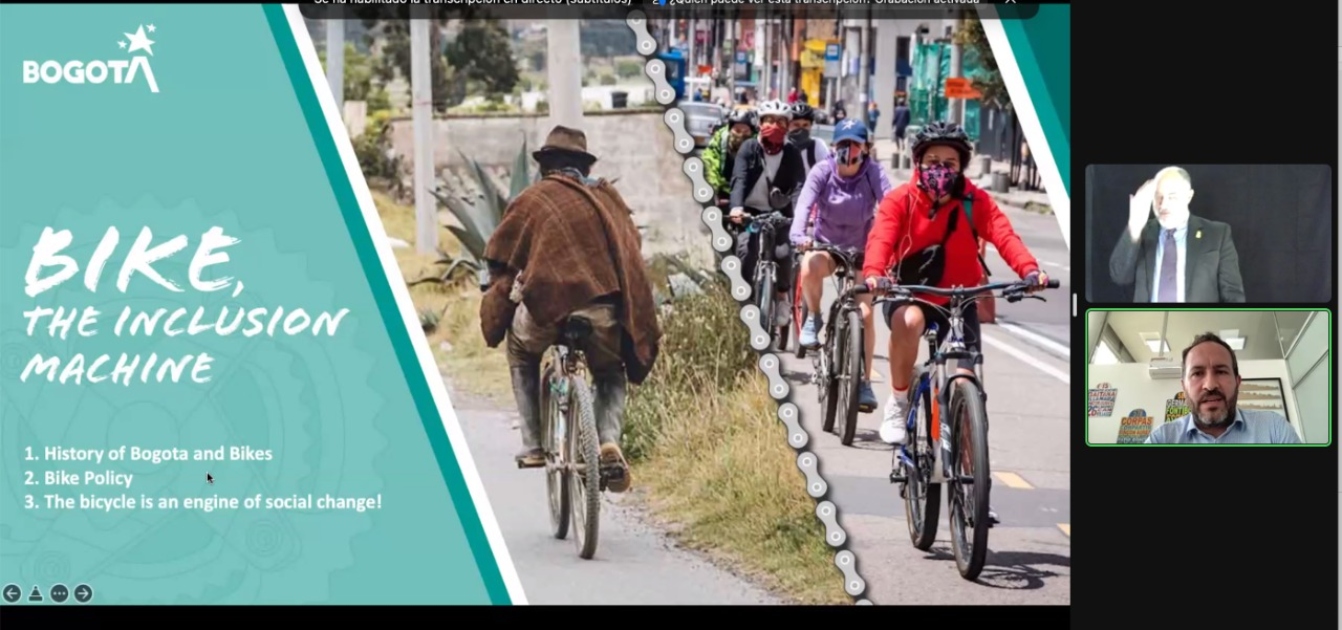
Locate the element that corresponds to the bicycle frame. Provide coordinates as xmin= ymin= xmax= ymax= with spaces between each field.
xmin=545 ymin=335 xmax=590 ymax=477
xmin=899 ymin=303 xmax=984 ymax=486
xmin=745 ymin=212 xmax=784 ymax=294
xmin=868 ymin=278 xmax=1057 ymax=485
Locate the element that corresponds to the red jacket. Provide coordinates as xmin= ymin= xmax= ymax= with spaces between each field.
xmin=862 ymin=173 xmax=1040 ymax=306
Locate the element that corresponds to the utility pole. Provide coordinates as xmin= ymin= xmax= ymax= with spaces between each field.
xmin=725 ymin=16 xmax=736 ymax=102
xmin=687 ymin=18 xmax=696 ymax=83
xmin=546 ymin=19 xmax=584 ymax=130
xmin=775 ymin=17 xmax=785 ymax=98
xmin=857 ymin=9 xmax=869 ymax=125
xmin=948 ymin=12 xmax=965 ymax=125
xmin=410 ymin=14 xmax=436 ymax=254
xmin=767 ymin=16 xmax=778 ymax=98
xmin=325 ymin=19 xmax=344 ymax=116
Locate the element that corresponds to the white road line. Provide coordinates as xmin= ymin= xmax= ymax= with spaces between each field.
xmin=981 ymin=331 xmax=1071 ymax=384
xmin=997 ymin=320 xmax=1071 ymax=358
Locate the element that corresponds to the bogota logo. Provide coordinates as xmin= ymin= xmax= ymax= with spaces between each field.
xmin=22 ymin=24 xmax=160 ymax=93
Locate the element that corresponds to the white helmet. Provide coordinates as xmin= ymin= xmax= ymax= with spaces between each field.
xmin=756 ymin=99 xmax=792 ymax=121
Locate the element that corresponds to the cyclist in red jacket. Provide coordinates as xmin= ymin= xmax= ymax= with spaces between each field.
xmin=863 ymin=122 xmax=1050 ymax=448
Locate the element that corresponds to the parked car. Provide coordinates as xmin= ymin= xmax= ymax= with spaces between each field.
xmin=680 ymin=102 xmax=725 ymax=148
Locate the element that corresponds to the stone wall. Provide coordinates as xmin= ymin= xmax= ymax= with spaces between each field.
xmin=386 ymin=110 xmax=712 ymax=264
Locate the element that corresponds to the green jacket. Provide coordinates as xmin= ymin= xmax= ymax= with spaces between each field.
xmin=702 ymin=126 xmax=741 ymax=198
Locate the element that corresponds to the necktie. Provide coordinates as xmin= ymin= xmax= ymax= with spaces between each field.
xmin=1158 ymin=229 xmax=1178 ymax=302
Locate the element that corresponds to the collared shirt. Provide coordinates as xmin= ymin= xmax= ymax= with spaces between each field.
xmin=1150 ymin=224 xmax=1187 ymax=302
xmin=1143 ymin=408 xmax=1302 ymax=444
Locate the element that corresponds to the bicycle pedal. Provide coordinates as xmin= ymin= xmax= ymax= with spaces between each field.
xmin=516 ymin=459 xmax=546 ymax=469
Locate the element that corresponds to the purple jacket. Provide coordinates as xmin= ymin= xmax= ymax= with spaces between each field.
xmin=789 ymin=155 xmax=893 ymax=249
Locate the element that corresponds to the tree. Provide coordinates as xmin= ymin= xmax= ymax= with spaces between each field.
xmin=445 ymin=20 xmax=520 ymax=102
xmin=367 ymin=19 xmax=455 ymax=113
xmin=953 ymin=12 xmax=1010 ymax=110
xmin=317 ymin=42 xmax=375 ymax=101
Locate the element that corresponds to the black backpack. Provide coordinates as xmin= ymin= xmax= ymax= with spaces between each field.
xmin=893 ymin=197 xmax=992 ymax=286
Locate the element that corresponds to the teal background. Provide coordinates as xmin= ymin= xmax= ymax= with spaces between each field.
xmin=0 ymin=4 xmax=508 ymax=604
xmin=1000 ymin=4 xmax=1070 ymax=195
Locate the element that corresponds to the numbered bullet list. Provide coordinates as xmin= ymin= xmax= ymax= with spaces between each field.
xmin=20 ymin=445 xmax=383 ymax=514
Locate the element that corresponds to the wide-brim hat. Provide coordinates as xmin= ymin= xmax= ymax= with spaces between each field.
xmin=532 ymin=125 xmax=597 ymax=164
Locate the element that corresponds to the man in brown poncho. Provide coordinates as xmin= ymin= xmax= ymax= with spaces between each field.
xmin=479 ymin=126 xmax=661 ymax=493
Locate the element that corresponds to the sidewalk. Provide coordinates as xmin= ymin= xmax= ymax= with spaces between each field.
xmin=872 ymin=138 xmax=1052 ymax=213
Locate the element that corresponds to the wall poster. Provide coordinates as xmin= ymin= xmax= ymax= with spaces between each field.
xmin=1088 ymin=382 xmax=1117 ymax=417
xmin=1164 ymin=391 xmax=1189 ymax=424
xmin=1117 ymin=409 xmax=1154 ymax=444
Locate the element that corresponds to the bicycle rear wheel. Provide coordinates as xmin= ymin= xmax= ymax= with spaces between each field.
xmin=903 ymin=367 xmax=940 ymax=550
xmin=837 ymin=308 xmax=863 ymax=446
xmin=567 ymin=375 xmax=602 ymax=559
xmin=948 ymin=378 xmax=991 ymax=580
xmin=542 ymin=363 xmax=570 ymax=540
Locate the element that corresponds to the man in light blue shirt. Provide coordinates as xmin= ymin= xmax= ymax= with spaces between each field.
xmin=1145 ymin=332 xmax=1301 ymax=444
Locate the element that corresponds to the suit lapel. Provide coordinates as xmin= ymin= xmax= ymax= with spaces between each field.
xmin=1184 ymin=215 xmax=1207 ymax=295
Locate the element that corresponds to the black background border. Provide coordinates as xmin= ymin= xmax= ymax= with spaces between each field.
xmin=1070 ymin=2 xmax=1339 ymax=628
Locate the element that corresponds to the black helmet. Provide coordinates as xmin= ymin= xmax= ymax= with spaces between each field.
xmin=727 ymin=108 xmax=759 ymax=132
xmin=912 ymin=121 xmax=972 ymax=162
xmin=790 ymin=101 xmax=815 ymax=122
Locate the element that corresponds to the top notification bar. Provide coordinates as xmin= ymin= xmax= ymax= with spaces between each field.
xmin=298 ymin=2 xmax=1053 ymax=21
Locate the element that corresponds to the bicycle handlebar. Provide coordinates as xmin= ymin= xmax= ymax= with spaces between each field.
xmin=802 ymin=242 xmax=862 ymax=258
xmin=849 ymin=278 xmax=1061 ymax=304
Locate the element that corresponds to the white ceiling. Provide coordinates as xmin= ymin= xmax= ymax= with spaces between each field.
xmin=1099 ymin=311 xmax=1291 ymax=363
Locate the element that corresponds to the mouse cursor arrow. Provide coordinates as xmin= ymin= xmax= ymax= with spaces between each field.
xmin=206 ymin=473 xmax=214 ymax=484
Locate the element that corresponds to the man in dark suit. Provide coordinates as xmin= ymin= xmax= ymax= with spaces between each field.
xmin=1109 ymin=167 xmax=1246 ymax=303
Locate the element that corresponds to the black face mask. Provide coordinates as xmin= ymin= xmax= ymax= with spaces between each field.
xmin=787 ymin=128 xmax=811 ymax=145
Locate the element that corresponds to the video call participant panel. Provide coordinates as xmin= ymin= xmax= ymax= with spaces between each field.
xmin=1084 ymin=164 xmax=1332 ymax=304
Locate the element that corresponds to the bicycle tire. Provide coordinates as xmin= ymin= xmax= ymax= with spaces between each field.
xmin=837 ymin=308 xmax=863 ymax=446
xmin=948 ymin=378 xmax=991 ymax=580
xmin=567 ymin=375 xmax=602 ymax=560
xmin=904 ymin=367 xmax=940 ymax=550
xmin=542 ymin=363 xmax=570 ymax=540
xmin=756 ymin=267 xmax=774 ymax=339
xmin=816 ymin=307 xmax=838 ymax=432
xmin=794 ymin=281 xmax=808 ymax=359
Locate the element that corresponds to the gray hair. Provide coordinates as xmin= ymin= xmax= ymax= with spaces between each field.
xmin=1155 ymin=166 xmax=1191 ymax=186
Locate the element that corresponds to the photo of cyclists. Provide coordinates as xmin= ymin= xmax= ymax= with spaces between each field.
xmin=732 ymin=11 xmax=1074 ymax=604
xmin=305 ymin=16 xmax=848 ymax=604
xmin=306 ymin=6 xmax=1070 ymax=606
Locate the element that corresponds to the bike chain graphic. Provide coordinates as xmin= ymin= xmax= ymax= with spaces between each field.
xmin=626 ymin=12 xmax=870 ymax=604
xmin=0 ymin=198 xmax=382 ymax=603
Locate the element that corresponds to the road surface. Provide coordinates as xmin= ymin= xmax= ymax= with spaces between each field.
xmin=445 ymin=392 xmax=782 ymax=605
xmin=780 ymin=201 xmax=1072 ymax=605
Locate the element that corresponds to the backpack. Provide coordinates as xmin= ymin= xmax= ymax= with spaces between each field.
xmin=893 ymin=195 xmax=992 ymax=287
xmin=804 ymin=140 xmax=817 ymax=170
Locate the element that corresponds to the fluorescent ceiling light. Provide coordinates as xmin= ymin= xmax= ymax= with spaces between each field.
xmin=1219 ymin=330 xmax=1245 ymax=350
xmin=1139 ymin=332 xmax=1168 ymax=353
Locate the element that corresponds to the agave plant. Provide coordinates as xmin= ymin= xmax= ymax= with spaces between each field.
xmin=429 ymin=139 xmax=538 ymax=286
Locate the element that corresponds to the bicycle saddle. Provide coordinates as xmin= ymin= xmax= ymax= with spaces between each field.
xmin=562 ymin=316 xmax=593 ymax=340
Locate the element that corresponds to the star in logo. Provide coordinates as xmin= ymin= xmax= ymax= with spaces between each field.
xmin=124 ymin=24 xmax=155 ymax=55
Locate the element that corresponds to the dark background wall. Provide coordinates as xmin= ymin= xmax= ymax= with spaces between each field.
xmin=1085 ymin=164 xmax=1333 ymax=303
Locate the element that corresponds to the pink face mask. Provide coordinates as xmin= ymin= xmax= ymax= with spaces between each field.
xmin=918 ymin=163 xmax=959 ymax=198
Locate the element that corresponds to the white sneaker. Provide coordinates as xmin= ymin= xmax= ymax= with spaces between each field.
xmin=774 ymin=298 xmax=791 ymax=327
xmin=879 ymin=392 xmax=909 ymax=444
